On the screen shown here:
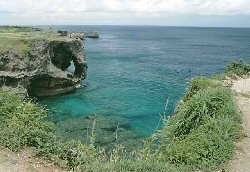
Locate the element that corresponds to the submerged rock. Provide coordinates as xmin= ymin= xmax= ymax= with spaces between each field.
xmin=53 ymin=115 xmax=145 ymax=151
xmin=0 ymin=29 xmax=87 ymax=97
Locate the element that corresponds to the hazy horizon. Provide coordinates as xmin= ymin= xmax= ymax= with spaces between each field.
xmin=1 ymin=0 xmax=250 ymax=27
xmin=2 ymin=24 xmax=250 ymax=29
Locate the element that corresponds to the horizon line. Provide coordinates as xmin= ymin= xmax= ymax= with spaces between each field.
xmin=1 ymin=24 xmax=250 ymax=29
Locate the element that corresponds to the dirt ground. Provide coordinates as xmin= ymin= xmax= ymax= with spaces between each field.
xmin=0 ymin=149 xmax=66 ymax=172
xmin=228 ymin=78 xmax=250 ymax=172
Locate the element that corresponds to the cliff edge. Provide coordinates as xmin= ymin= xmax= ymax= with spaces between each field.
xmin=228 ymin=78 xmax=250 ymax=172
xmin=0 ymin=26 xmax=88 ymax=97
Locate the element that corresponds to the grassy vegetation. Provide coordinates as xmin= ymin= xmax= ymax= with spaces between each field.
xmin=226 ymin=60 xmax=250 ymax=76
xmin=0 ymin=26 xmax=69 ymax=54
xmin=212 ymin=60 xmax=250 ymax=80
xmin=161 ymin=85 xmax=242 ymax=171
xmin=0 ymin=60 xmax=247 ymax=171
xmin=0 ymin=91 xmax=53 ymax=151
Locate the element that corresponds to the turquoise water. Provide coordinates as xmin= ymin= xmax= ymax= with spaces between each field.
xmin=41 ymin=26 xmax=250 ymax=140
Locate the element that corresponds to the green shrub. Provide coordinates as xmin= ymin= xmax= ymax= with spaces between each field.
xmin=211 ymin=73 xmax=226 ymax=80
xmin=35 ymin=139 xmax=99 ymax=169
xmin=160 ymin=86 xmax=242 ymax=171
xmin=175 ymin=87 xmax=234 ymax=137
xmin=0 ymin=91 xmax=99 ymax=170
xmin=0 ymin=91 xmax=54 ymax=151
xmin=184 ymin=77 xmax=211 ymax=100
xmin=78 ymin=159 xmax=183 ymax=172
xmin=226 ymin=60 xmax=250 ymax=76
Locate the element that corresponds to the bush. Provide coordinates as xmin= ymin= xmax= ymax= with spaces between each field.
xmin=184 ymin=77 xmax=211 ymax=100
xmin=226 ymin=60 xmax=250 ymax=76
xmin=161 ymin=86 xmax=242 ymax=171
xmin=0 ymin=91 xmax=54 ymax=151
xmin=0 ymin=91 xmax=99 ymax=170
xmin=78 ymin=160 xmax=183 ymax=172
xmin=35 ymin=139 xmax=99 ymax=169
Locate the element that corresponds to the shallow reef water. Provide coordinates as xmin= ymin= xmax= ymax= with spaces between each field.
xmin=52 ymin=114 xmax=144 ymax=151
xmin=41 ymin=26 xmax=250 ymax=149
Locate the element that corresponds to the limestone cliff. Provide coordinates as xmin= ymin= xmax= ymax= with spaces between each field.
xmin=0 ymin=31 xmax=87 ymax=97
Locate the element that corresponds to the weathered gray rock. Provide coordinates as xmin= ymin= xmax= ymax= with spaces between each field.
xmin=83 ymin=31 xmax=99 ymax=38
xmin=0 ymin=39 xmax=87 ymax=97
xmin=69 ymin=31 xmax=99 ymax=40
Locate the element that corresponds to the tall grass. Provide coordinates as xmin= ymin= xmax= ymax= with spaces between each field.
xmin=161 ymin=85 xmax=242 ymax=171
xmin=213 ymin=60 xmax=250 ymax=80
xmin=0 ymin=91 xmax=54 ymax=150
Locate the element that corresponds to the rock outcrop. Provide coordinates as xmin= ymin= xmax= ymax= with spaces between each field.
xmin=83 ymin=31 xmax=99 ymax=38
xmin=0 ymin=39 xmax=87 ymax=97
xmin=69 ymin=31 xmax=99 ymax=40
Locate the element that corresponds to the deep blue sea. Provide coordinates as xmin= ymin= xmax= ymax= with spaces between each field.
xmin=41 ymin=26 xmax=250 ymax=141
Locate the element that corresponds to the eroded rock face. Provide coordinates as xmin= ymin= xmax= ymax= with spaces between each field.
xmin=0 ymin=39 xmax=87 ymax=97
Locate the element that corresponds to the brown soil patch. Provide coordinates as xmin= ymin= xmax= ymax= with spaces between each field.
xmin=0 ymin=149 xmax=66 ymax=172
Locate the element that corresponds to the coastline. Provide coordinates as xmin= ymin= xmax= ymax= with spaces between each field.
xmin=0 ymin=26 xmax=250 ymax=172
xmin=0 ymin=60 xmax=249 ymax=171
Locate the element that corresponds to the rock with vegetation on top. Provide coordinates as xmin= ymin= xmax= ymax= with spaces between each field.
xmin=0 ymin=26 xmax=88 ymax=97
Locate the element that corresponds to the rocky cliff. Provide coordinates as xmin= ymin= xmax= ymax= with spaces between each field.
xmin=0 ymin=27 xmax=88 ymax=97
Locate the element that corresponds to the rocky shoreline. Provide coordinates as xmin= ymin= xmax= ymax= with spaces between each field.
xmin=0 ymin=27 xmax=98 ymax=97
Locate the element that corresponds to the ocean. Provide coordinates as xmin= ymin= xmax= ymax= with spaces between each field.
xmin=40 ymin=26 xmax=250 ymax=147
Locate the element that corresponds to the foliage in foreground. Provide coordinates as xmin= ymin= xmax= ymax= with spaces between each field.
xmin=161 ymin=84 xmax=242 ymax=171
xmin=0 ymin=60 xmax=246 ymax=171
xmin=0 ymin=90 xmax=181 ymax=171
xmin=0 ymin=91 xmax=53 ymax=150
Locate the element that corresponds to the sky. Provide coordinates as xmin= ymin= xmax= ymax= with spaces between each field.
xmin=0 ymin=0 xmax=250 ymax=27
